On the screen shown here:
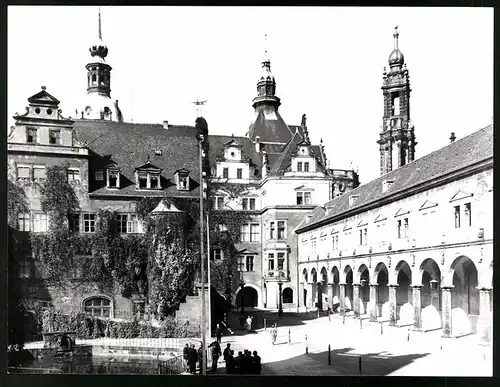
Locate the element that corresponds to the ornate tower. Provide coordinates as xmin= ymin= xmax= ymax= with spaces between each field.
xmin=252 ymin=35 xmax=281 ymax=111
xmin=377 ymin=27 xmax=416 ymax=176
xmin=81 ymin=8 xmax=123 ymax=121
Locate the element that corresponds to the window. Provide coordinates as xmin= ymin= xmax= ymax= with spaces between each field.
xmin=223 ymin=168 xmax=229 ymax=179
xmin=359 ymin=229 xmax=363 ymax=246
xmin=297 ymin=162 xmax=303 ymax=172
xmin=277 ymin=221 xmax=286 ymax=240
xmin=215 ymin=197 xmax=224 ymax=209
xmin=213 ymin=248 xmax=223 ymax=260
xmin=177 ymin=175 xmax=188 ymax=190
xmin=304 ymin=162 xmax=310 ymax=172
xmin=95 ymin=170 xmax=104 ymax=181
xmin=150 ymin=175 xmax=160 ymax=189
xmin=240 ymin=224 xmax=249 ymax=242
xmin=237 ymin=168 xmax=242 ymax=179
xmin=277 ymin=252 xmax=285 ymax=270
xmin=250 ymin=198 xmax=256 ymax=210
xmin=27 ymin=128 xmax=37 ymax=144
xmin=17 ymin=166 xmax=30 ymax=181
xmin=311 ymin=240 xmax=317 ymax=255
xmin=397 ymin=220 xmax=402 ymax=239
xmin=335 ymin=235 xmax=339 ymax=250
xmin=242 ymin=198 xmax=248 ymax=210
xmin=237 ymin=256 xmax=245 ymax=271
xmin=364 ymin=228 xmax=368 ymax=245
xmin=127 ymin=215 xmax=139 ymax=233
xmin=83 ymin=214 xmax=96 ymax=233
xmin=18 ymin=260 xmax=31 ymax=279
xmin=69 ymin=214 xmax=80 ymax=233
xmin=67 ymin=169 xmax=80 ymax=181
xmin=250 ymin=223 xmax=260 ymax=242
xmin=359 ymin=228 xmax=368 ymax=245
xmin=283 ymin=288 xmax=293 ymax=304
xmin=84 ymin=297 xmax=111 ymax=318
xmin=108 ymin=171 xmax=120 ymax=188
xmin=242 ymin=198 xmax=256 ymax=211
xmin=133 ymin=301 xmax=145 ymax=319
xmin=454 ymin=206 xmax=460 ymax=228
xmin=33 ymin=213 xmax=48 ymax=232
xmin=33 ymin=167 xmax=46 ymax=181
xmin=246 ymin=256 xmax=254 ymax=272
xmin=464 ymin=203 xmax=471 ymax=227
xmin=403 ymin=218 xmax=409 ymax=238
xmin=18 ymin=213 xmax=30 ymax=231
xmin=118 ymin=214 xmax=128 ymax=233
xmin=137 ymin=173 xmax=147 ymax=189
xmin=49 ymin=130 xmax=61 ymax=145
xmin=269 ymin=221 xmax=276 ymax=239
xmin=296 ymin=192 xmax=312 ymax=205
xmin=268 ymin=253 xmax=275 ymax=271
xmin=29 ymin=284 xmax=39 ymax=295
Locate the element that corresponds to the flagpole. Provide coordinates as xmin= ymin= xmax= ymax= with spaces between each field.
xmin=198 ymin=135 xmax=206 ymax=375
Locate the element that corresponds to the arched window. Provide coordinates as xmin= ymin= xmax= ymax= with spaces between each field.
xmin=91 ymin=74 xmax=97 ymax=85
xmin=283 ymin=288 xmax=293 ymax=304
xmin=83 ymin=296 xmax=112 ymax=318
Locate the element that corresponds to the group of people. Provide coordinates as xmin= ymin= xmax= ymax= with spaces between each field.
xmin=183 ymin=342 xmax=204 ymax=374
xmin=222 ymin=344 xmax=262 ymax=375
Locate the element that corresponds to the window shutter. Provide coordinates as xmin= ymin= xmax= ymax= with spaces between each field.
xmin=18 ymin=167 xmax=30 ymax=178
xmin=34 ymin=168 xmax=46 ymax=179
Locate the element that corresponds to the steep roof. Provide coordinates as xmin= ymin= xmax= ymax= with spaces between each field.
xmin=296 ymin=125 xmax=493 ymax=233
xmin=73 ymin=119 xmax=200 ymax=198
xmin=247 ymin=108 xmax=294 ymax=144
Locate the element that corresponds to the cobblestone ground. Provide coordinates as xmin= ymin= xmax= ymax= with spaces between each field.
xmin=207 ymin=310 xmax=492 ymax=376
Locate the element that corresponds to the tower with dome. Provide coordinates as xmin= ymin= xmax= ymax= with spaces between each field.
xmin=377 ymin=27 xmax=416 ymax=176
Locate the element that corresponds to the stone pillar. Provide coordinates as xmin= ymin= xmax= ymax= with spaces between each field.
xmin=441 ymin=286 xmax=452 ymax=338
xmin=412 ymin=285 xmax=423 ymax=331
xmin=353 ymin=284 xmax=361 ymax=318
xmin=477 ymin=288 xmax=492 ymax=343
xmin=317 ymin=283 xmax=323 ymax=310
xmin=299 ymin=282 xmax=304 ymax=308
xmin=339 ymin=283 xmax=346 ymax=315
xmin=369 ymin=284 xmax=378 ymax=322
xmin=308 ymin=283 xmax=314 ymax=308
xmin=327 ymin=283 xmax=334 ymax=310
xmin=263 ymin=283 xmax=268 ymax=308
xmin=389 ymin=284 xmax=398 ymax=326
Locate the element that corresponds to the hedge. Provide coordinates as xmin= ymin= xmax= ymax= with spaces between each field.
xmin=41 ymin=310 xmax=200 ymax=339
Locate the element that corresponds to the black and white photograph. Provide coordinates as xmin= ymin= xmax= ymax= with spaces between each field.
xmin=7 ymin=5 xmax=493 ymax=377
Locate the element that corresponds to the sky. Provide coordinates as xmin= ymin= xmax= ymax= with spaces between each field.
xmin=8 ymin=6 xmax=493 ymax=184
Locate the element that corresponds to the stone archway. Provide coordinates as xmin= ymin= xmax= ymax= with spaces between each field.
xmin=449 ymin=255 xmax=479 ymax=335
xmin=357 ymin=264 xmax=370 ymax=316
xmin=301 ymin=268 xmax=309 ymax=307
xmin=343 ymin=265 xmax=353 ymax=313
xmin=236 ymin=286 xmax=259 ymax=308
xmin=319 ymin=267 xmax=328 ymax=310
xmin=311 ymin=268 xmax=318 ymax=308
xmin=370 ymin=262 xmax=389 ymax=321
xmin=418 ymin=258 xmax=442 ymax=331
xmin=393 ymin=260 xmax=412 ymax=325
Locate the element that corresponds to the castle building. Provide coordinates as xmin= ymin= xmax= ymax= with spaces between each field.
xmin=7 ymin=10 xmax=359 ymax=321
xmin=295 ymin=29 xmax=493 ymax=343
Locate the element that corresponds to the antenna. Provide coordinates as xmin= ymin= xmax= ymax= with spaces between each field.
xmin=192 ymin=99 xmax=207 ymax=117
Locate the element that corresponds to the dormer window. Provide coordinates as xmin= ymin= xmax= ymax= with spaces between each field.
xmin=297 ymin=162 xmax=303 ymax=172
xmin=27 ymin=128 xmax=37 ymax=144
xmin=49 ymin=130 xmax=61 ymax=145
xmin=107 ymin=169 xmax=120 ymax=189
xmin=304 ymin=162 xmax=310 ymax=172
xmin=134 ymin=161 xmax=162 ymax=190
xmin=174 ymin=168 xmax=190 ymax=191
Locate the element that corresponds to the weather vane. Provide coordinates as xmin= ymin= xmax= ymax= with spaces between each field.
xmin=192 ymin=99 xmax=207 ymax=117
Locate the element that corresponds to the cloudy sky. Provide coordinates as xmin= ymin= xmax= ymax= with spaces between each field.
xmin=8 ymin=6 xmax=493 ymax=184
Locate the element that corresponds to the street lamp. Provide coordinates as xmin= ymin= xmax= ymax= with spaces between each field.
xmin=239 ymin=270 xmax=245 ymax=315
xmin=197 ymin=132 xmax=206 ymax=375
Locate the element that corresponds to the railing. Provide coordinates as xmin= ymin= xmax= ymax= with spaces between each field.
xmin=9 ymin=367 xmax=63 ymax=374
xmin=158 ymin=354 xmax=184 ymax=375
xmin=264 ymin=270 xmax=290 ymax=282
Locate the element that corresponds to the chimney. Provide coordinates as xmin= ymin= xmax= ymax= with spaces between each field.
xmin=449 ymin=132 xmax=456 ymax=143
xmin=163 ymin=120 xmax=169 ymax=130
xmin=255 ymin=135 xmax=261 ymax=152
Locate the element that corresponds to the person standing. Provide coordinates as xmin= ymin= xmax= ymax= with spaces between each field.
xmin=271 ymin=324 xmax=277 ymax=345
xmin=183 ymin=343 xmax=190 ymax=372
xmin=197 ymin=343 xmax=204 ymax=374
xmin=188 ymin=344 xmax=198 ymax=374
xmin=234 ymin=351 xmax=244 ymax=374
xmin=223 ymin=343 xmax=231 ymax=363
xmin=253 ymin=351 xmax=262 ymax=375
xmin=215 ymin=323 xmax=223 ymax=343
xmin=225 ymin=350 xmax=235 ymax=374
xmin=208 ymin=340 xmax=222 ymax=372
xmin=246 ymin=316 xmax=253 ymax=333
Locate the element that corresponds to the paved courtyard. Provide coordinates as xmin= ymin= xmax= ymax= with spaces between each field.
xmin=208 ymin=309 xmax=492 ymax=376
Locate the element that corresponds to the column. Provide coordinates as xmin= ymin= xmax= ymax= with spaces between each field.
xmin=441 ymin=286 xmax=453 ymax=338
xmin=412 ymin=285 xmax=423 ymax=331
xmin=299 ymin=282 xmax=304 ymax=308
xmin=389 ymin=284 xmax=398 ymax=326
xmin=317 ymin=283 xmax=322 ymax=310
xmin=327 ymin=283 xmax=334 ymax=311
xmin=353 ymin=284 xmax=361 ymax=318
xmin=369 ymin=284 xmax=378 ymax=322
xmin=308 ymin=283 xmax=313 ymax=308
xmin=477 ymin=288 xmax=492 ymax=343
xmin=339 ymin=283 xmax=346 ymax=315
xmin=263 ymin=283 xmax=268 ymax=308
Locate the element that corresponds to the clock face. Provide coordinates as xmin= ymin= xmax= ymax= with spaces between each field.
xmin=85 ymin=106 xmax=92 ymax=115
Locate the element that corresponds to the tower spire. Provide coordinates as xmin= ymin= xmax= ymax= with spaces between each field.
xmin=98 ymin=7 xmax=102 ymax=41
xmin=393 ymin=26 xmax=399 ymax=49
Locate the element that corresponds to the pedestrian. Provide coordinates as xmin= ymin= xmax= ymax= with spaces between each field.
xmin=246 ymin=316 xmax=253 ymax=333
xmin=183 ymin=343 xmax=190 ymax=372
xmin=208 ymin=340 xmax=222 ymax=372
xmin=271 ymin=324 xmax=277 ymax=345
xmin=225 ymin=350 xmax=235 ymax=374
xmin=253 ymin=351 xmax=262 ymax=375
xmin=188 ymin=344 xmax=198 ymax=374
xmin=223 ymin=343 xmax=231 ymax=362
xmin=215 ymin=323 xmax=223 ymax=343
xmin=197 ymin=343 xmax=204 ymax=373
xmin=234 ymin=351 xmax=244 ymax=374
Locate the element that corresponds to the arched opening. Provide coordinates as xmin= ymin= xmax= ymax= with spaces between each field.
xmin=372 ymin=262 xmax=389 ymax=319
xmin=394 ymin=260 xmax=412 ymax=322
xmin=358 ymin=264 xmax=370 ymax=315
xmin=331 ymin=267 xmax=340 ymax=298
xmin=450 ymin=256 xmax=479 ymax=335
xmin=420 ymin=258 xmax=442 ymax=310
xmin=319 ymin=267 xmax=328 ymax=310
xmin=236 ymin=286 xmax=258 ymax=308
xmin=344 ymin=265 xmax=353 ymax=312
xmin=83 ymin=296 xmax=112 ymax=318
xmin=283 ymin=288 xmax=293 ymax=304
xmin=302 ymin=268 xmax=308 ymax=307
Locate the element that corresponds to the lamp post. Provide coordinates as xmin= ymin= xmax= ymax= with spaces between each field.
xmin=278 ymin=274 xmax=284 ymax=318
xmin=240 ymin=270 xmax=245 ymax=315
xmin=198 ymin=133 xmax=206 ymax=375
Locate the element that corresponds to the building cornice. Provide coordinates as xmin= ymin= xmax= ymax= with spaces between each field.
xmin=296 ymin=157 xmax=493 ymax=234
xmin=8 ymin=143 xmax=89 ymax=157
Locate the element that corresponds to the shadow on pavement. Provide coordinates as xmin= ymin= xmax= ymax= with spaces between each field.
xmin=261 ymin=347 xmax=430 ymax=376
